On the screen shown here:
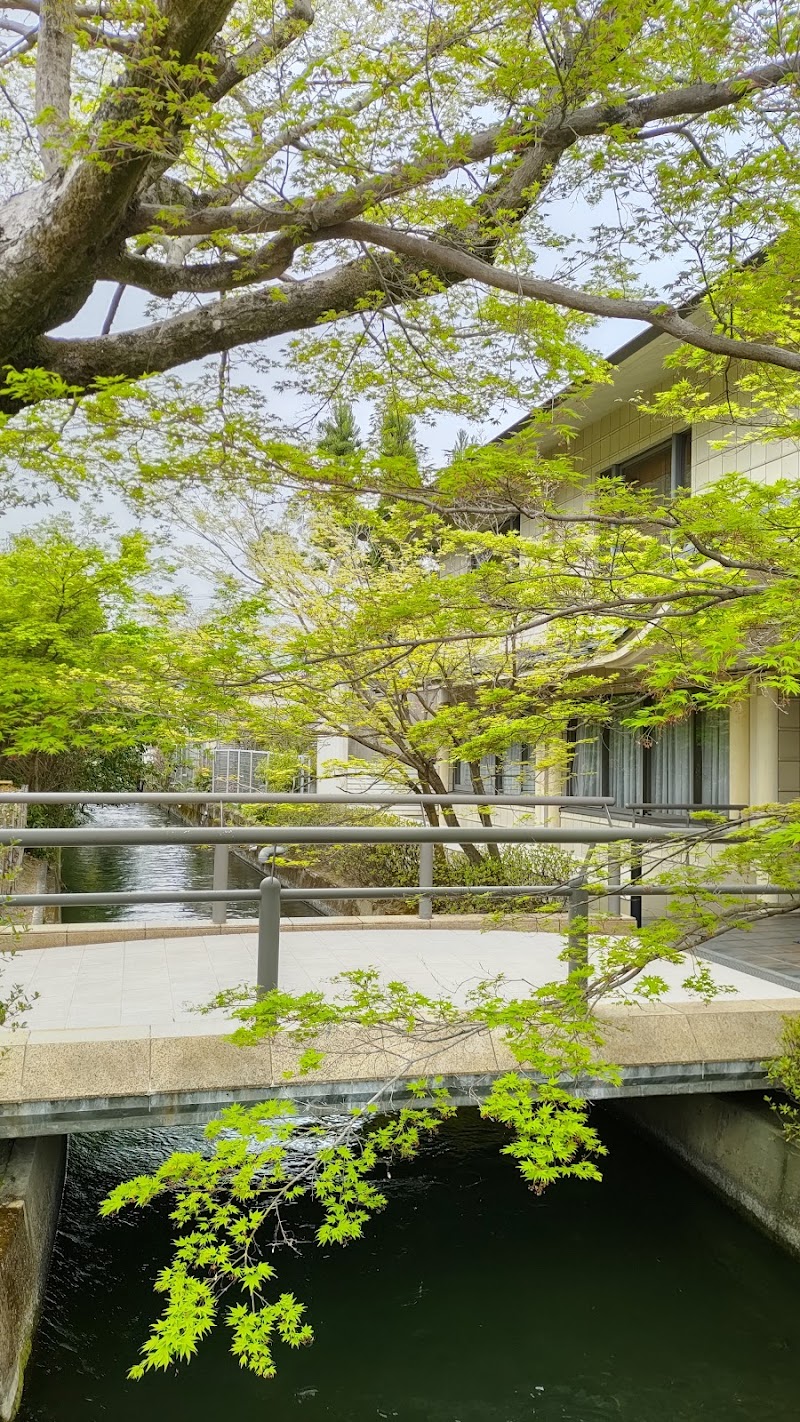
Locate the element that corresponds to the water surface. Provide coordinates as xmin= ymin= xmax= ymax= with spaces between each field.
xmin=18 ymin=1110 xmax=800 ymax=1421
xmin=59 ymin=803 xmax=317 ymax=920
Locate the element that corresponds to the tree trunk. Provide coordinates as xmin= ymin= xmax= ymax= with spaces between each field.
xmin=468 ymin=762 xmax=501 ymax=861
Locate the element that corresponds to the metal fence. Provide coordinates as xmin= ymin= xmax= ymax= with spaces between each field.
xmin=0 ymin=790 xmax=788 ymax=999
xmin=168 ymin=745 xmax=314 ymax=794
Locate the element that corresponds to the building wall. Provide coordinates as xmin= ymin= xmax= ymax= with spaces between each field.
xmin=534 ymin=360 xmax=799 ymax=493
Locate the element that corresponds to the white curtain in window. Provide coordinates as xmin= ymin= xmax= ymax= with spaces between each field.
xmin=479 ymin=753 xmax=496 ymax=792
xmin=572 ymin=721 xmax=602 ymax=797
xmin=502 ymin=742 xmax=523 ymax=793
xmin=521 ymin=744 xmax=538 ymax=794
xmin=698 ymin=709 xmax=730 ymax=805
xmin=453 ymin=759 xmax=471 ymax=790
xmin=608 ymin=722 xmax=643 ymax=809
xmin=651 ymin=720 xmax=692 ymax=810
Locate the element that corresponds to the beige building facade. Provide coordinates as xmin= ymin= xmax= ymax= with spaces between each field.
xmin=317 ymin=325 xmax=799 ymax=838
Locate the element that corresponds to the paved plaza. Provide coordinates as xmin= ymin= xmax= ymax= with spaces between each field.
xmin=707 ymin=911 xmax=800 ymax=990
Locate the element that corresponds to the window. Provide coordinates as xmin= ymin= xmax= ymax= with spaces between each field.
xmin=568 ymin=719 xmax=607 ymax=799
xmin=501 ymin=742 xmax=539 ymax=794
xmin=452 ymin=742 xmax=539 ymax=795
xmin=567 ymin=703 xmax=728 ymax=813
xmin=602 ymin=431 xmax=692 ymax=498
xmin=608 ymin=719 xmax=643 ymax=808
xmin=452 ymin=758 xmax=472 ymax=791
xmin=622 ymin=441 xmax=672 ymax=497
xmin=649 ymin=718 xmax=693 ymax=808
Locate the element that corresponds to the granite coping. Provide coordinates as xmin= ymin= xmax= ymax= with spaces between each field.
xmin=0 ymin=999 xmax=795 ymax=1105
xmin=1 ymin=913 xmax=635 ymax=951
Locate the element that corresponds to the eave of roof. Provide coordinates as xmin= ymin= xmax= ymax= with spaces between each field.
xmin=491 ymin=323 xmax=682 ymax=454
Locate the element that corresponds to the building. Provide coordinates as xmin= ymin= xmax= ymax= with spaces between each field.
xmin=316 ymin=323 xmax=800 ymax=837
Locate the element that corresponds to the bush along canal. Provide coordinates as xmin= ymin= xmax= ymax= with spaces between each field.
xmin=13 ymin=1109 xmax=800 ymax=1422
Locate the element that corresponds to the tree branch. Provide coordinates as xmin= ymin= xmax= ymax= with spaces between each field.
xmin=0 ymin=0 xmax=238 ymax=359
xmin=126 ymin=57 xmax=800 ymax=243
xmin=206 ymin=0 xmax=314 ymax=103
xmin=99 ymin=230 xmax=298 ymax=294
xmin=34 ymin=0 xmax=73 ymax=176
xmin=325 ymin=220 xmax=800 ymax=373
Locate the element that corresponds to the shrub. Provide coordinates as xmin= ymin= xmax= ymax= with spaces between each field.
xmin=240 ymin=803 xmax=575 ymax=914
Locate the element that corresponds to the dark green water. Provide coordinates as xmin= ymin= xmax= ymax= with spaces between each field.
xmin=59 ymin=803 xmax=317 ymax=920
xmin=16 ymin=1110 xmax=800 ymax=1421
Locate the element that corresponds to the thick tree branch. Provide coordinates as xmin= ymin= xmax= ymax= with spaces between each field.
xmin=207 ymin=0 xmax=314 ymax=103
xmin=98 ymin=230 xmax=298 ymax=294
xmin=34 ymin=0 xmax=73 ymax=176
xmin=326 ymin=220 xmax=800 ymax=373
xmin=0 ymin=0 xmax=238 ymax=357
xmin=30 ymin=253 xmax=407 ymax=383
xmin=3 ymin=26 xmax=799 ymax=394
xmin=126 ymin=58 xmax=800 ymax=243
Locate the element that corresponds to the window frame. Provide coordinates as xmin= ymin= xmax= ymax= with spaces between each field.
xmin=602 ymin=430 xmax=691 ymax=497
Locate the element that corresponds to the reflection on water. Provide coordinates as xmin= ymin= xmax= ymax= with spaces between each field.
xmin=59 ymin=804 xmax=318 ymax=921
xmin=17 ymin=1109 xmax=800 ymax=1421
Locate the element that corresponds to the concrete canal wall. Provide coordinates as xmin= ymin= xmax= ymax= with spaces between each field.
xmin=0 ymin=1135 xmax=66 ymax=1419
xmin=616 ymin=1093 xmax=800 ymax=1257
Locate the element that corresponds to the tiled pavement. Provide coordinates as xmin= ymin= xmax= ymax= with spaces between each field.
xmin=704 ymin=912 xmax=800 ymax=991
xmin=3 ymin=926 xmax=796 ymax=1036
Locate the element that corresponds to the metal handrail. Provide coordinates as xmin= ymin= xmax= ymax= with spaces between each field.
xmin=0 ymin=824 xmax=693 ymax=847
xmin=625 ymin=802 xmax=748 ymax=813
xmin=0 ymin=791 xmax=615 ymax=808
xmin=1 ymin=791 xmax=787 ymax=999
xmin=5 ymin=882 xmax=786 ymax=910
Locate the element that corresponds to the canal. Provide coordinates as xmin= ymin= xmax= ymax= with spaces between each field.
xmin=58 ymin=803 xmax=318 ymax=921
xmin=15 ymin=807 xmax=800 ymax=1420
xmin=17 ymin=1113 xmax=800 ymax=1421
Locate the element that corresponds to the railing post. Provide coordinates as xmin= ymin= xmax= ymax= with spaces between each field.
xmin=607 ymin=845 xmax=621 ymax=918
xmin=630 ymin=844 xmax=643 ymax=929
xmin=418 ymin=841 xmax=434 ymax=920
xmin=567 ymin=874 xmax=589 ymax=981
xmin=211 ymin=844 xmax=229 ymax=925
xmin=257 ymin=876 xmax=282 ymax=994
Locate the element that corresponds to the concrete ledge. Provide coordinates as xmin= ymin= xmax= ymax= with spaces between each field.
xmin=0 ymin=999 xmax=795 ymax=1132
xmin=0 ymin=1062 xmax=777 ymax=1138
xmin=0 ymin=1135 xmax=66 ymax=1418
xmin=2 ymin=913 xmax=635 ymax=951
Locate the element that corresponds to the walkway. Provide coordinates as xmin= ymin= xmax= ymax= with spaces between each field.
xmin=708 ymin=911 xmax=800 ymax=990
xmin=5 ymin=924 xmax=796 ymax=1033
xmin=0 ymin=924 xmax=797 ymax=1137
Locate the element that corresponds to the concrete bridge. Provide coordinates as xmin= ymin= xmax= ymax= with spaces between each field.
xmin=0 ymin=916 xmax=797 ymax=1137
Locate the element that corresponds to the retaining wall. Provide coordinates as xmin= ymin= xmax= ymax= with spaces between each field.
xmin=0 ymin=1135 xmax=66 ymax=1418
xmin=615 ymin=1093 xmax=800 ymax=1257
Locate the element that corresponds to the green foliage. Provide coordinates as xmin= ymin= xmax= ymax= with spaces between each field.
xmin=316 ymin=399 xmax=362 ymax=458
xmin=766 ymin=1015 xmax=800 ymax=1146
xmin=0 ymin=520 xmax=172 ymax=782
xmin=0 ymin=519 xmax=264 ymax=804
xmin=376 ymin=401 xmax=421 ymax=467
xmin=103 ymin=962 xmax=638 ymax=1381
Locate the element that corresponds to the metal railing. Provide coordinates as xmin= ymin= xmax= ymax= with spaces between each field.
xmin=0 ymin=787 xmax=616 ymax=928
xmin=0 ymin=789 xmax=790 ymax=998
